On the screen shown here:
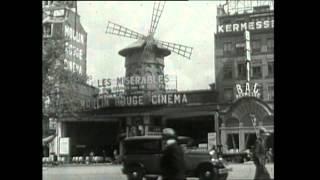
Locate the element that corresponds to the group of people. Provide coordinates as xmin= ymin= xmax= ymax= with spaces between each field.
xmin=160 ymin=127 xmax=272 ymax=180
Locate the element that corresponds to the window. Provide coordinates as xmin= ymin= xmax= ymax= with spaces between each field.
xmin=124 ymin=140 xmax=161 ymax=155
xmin=237 ymin=63 xmax=246 ymax=80
xmin=251 ymin=66 xmax=262 ymax=79
xmin=268 ymin=61 xmax=274 ymax=77
xmin=258 ymin=84 xmax=264 ymax=100
xmin=223 ymin=42 xmax=233 ymax=55
xmin=223 ymin=87 xmax=234 ymax=101
xmin=43 ymin=1 xmax=53 ymax=6
xmin=235 ymin=42 xmax=245 ymax=56
xmin=251 ymin=40 xmax=261 ymax=53
xmin=245 ymin=133 xmax=257 ymax=150
xmin=53 ymin=9 xmax=65 ymax=17
xmin=267 ymin=38 xmax=274 ymax=52
xmin=268 ymin=85 xmax=274 ymax=101
xmin=223 ymin=66 xmax=233 ymax=79
xmin=43 ymin=23 xmax=52 ymax=37
xmin=49 ymin=118 xmax=57 ymax=130
xmin=227 ymin=134 xmax=239 ymax=150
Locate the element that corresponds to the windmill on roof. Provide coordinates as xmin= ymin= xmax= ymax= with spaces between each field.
xmin=105 ymin=2 xmax=193 ymax=96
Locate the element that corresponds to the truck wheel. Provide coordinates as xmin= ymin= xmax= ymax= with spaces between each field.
xmin=199 ymin=168 xmax=215 ymax=180
xmin=127 ymin=167 xmax=144 ymax=180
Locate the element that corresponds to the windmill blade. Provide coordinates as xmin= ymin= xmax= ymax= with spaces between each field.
xmin=149 ymin=1 xmax=166 ymax=35
xmin=157 ymin=40 xmax=193 ymax=59
xmin=106 ymin=21 xmax=145 ymax=40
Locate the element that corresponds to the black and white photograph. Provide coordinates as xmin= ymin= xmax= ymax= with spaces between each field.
xmin=42 ymin=1 xmax=274 ymax=180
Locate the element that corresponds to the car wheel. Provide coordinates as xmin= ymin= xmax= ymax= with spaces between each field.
xmin=199 ymin=168 xmax=216 ymax=180
xmin=127 ymin=167 xmax=144 ymax=180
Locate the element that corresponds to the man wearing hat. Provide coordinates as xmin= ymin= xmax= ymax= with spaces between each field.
xmin=253 ymin=127 xmax=271 ymax=180
xmin=160 ymin=128 xmax=186 ymax=180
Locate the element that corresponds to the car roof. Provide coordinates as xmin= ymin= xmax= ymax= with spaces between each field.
xmin=124 ymin=136 xmax=162 ymax=141
xmin=124 ymin=136 xmax=191 ymax=142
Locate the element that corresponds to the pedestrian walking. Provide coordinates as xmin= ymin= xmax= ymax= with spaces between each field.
xmin=253 ymin=127 xmax=271 ymax=180
xmin=89 ymin=150 xmax=95 ymax=164
xmin=160 ymin=128 xmax=186 ymax=180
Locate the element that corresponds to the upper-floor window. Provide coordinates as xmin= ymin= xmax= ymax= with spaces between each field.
xmin=43 ymin=1 xmax=54 ymax=6
xmin=223 ymin=42 xmax=233 ymax=55
xmin=237 ymin=63 xmax=246 ymax=80
xmin=43 ymin=23 xmax=53 ymax=38
xmin=268 ymin=85 xmax=274 ymax=101
xmin=251 ymin=65 xmax=262 ymax=79
xmin=235 ymin=42 xmax=245 ymax=56
xmin=223 ymin=87 xmax=234 ymax=102
xmin=251 ymin=40 xmax=261 ymax=53
xmin=267 ymin=38 xmax=274 ymax=52
xmin=268 ymin=61 xmax=274 ymax=77
xmin=223 ymin=66 xmax=233 ymax=80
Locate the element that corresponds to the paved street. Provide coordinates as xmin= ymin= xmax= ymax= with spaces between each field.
xmin=42 ymin=163 xmax=274 ymax=180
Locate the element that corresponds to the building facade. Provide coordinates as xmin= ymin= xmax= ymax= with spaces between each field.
xmin=214 ymin=4 xmax=274 ymax=152
xmin=42 ymin=1 xmax=99 ymax=156
xmin=59 ymin=89 xmax=221 ymax=159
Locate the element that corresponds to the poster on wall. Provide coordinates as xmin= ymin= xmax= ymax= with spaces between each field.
xmin=59 ymin=137 xmax=70 ymax=155
xmin=208 ymin=132 xmax=217 ymax=150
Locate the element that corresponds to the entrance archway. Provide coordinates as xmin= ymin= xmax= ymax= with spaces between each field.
xmin=221 ymin=97 xmax=274 ymax=151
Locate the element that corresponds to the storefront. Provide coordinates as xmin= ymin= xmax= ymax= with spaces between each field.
xmin=51 ymin=89 xmax=221 ymax=160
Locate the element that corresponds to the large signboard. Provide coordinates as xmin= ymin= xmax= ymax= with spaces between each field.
xmin=217 ymin=19 xmax=274 ymax=34
xmin=63 ymin=13 xmax=87 ymax=76
xmin=97 ymin=74 xmax=176 ymax=94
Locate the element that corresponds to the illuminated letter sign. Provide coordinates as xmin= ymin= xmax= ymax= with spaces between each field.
xmin=217 ymin=19 xmax=274 ymax=34
xmin=235 ymin=83 xmax=261 ymax=99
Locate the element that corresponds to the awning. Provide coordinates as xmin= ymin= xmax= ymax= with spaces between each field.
xmin=42 ymin=134 xmax=56 ymax=145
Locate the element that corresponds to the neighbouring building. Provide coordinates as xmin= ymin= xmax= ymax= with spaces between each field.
xmin=214 ymin=2 xmax=274 ymax=152
xmin=42 ymin=1 xmax=99 ymax=157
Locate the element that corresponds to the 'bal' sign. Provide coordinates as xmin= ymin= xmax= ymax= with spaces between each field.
xmin=235 ymin=82 xmax=261 ymax=99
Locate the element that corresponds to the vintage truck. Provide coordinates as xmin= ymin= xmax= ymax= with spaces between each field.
xmin=122 ymin=136 xmax=230 ymax=180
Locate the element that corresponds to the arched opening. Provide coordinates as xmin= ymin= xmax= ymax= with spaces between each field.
xmin=221 ymin=97 xmax=274 ymax=151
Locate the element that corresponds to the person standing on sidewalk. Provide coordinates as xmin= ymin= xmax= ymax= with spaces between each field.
xmin=160 ymin=128 xmax=186 ymax=180
xmin=253 ymin=127 xmax=271 ymax=180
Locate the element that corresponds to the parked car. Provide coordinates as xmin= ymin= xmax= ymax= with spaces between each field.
xmin=122 ymin=136 xmax=230 ymax=180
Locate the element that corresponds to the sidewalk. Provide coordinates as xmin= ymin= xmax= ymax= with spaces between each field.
xmin=43 ymin=162 xmax=121 ymax=168
xmin=226 ymin=162 xmax=274 ymax=179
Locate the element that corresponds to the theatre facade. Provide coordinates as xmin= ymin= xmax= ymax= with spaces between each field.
xmin=214 ymin=4 xmax=274 ymax=152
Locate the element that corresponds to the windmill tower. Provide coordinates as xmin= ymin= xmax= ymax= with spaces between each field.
xmin=106 ymin=2 xmax=193 ymax=97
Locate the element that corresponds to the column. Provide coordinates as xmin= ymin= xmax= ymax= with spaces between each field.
xmin=119 ymin=141 xmax=124 ymax=160
xmin=214 ymin=113 xmax=220 ymax=146
xmin=143 ymin=115 xmax=150 ymax=136
xmin=239 ymin=122 xmax=245 ymax=151
xmin=220 ymin=123 xmax=227 ymax=153
xmin=161 ymin=117 xmax=167 ymax=128
xmin=126 ymin=117 xmax=132 ymax=137
xmin=56 ymin=121 xmax=62 ymax=157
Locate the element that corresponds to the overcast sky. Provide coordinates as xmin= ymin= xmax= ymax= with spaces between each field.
xmin=77 ymin=1 xmax=220 ymax=91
